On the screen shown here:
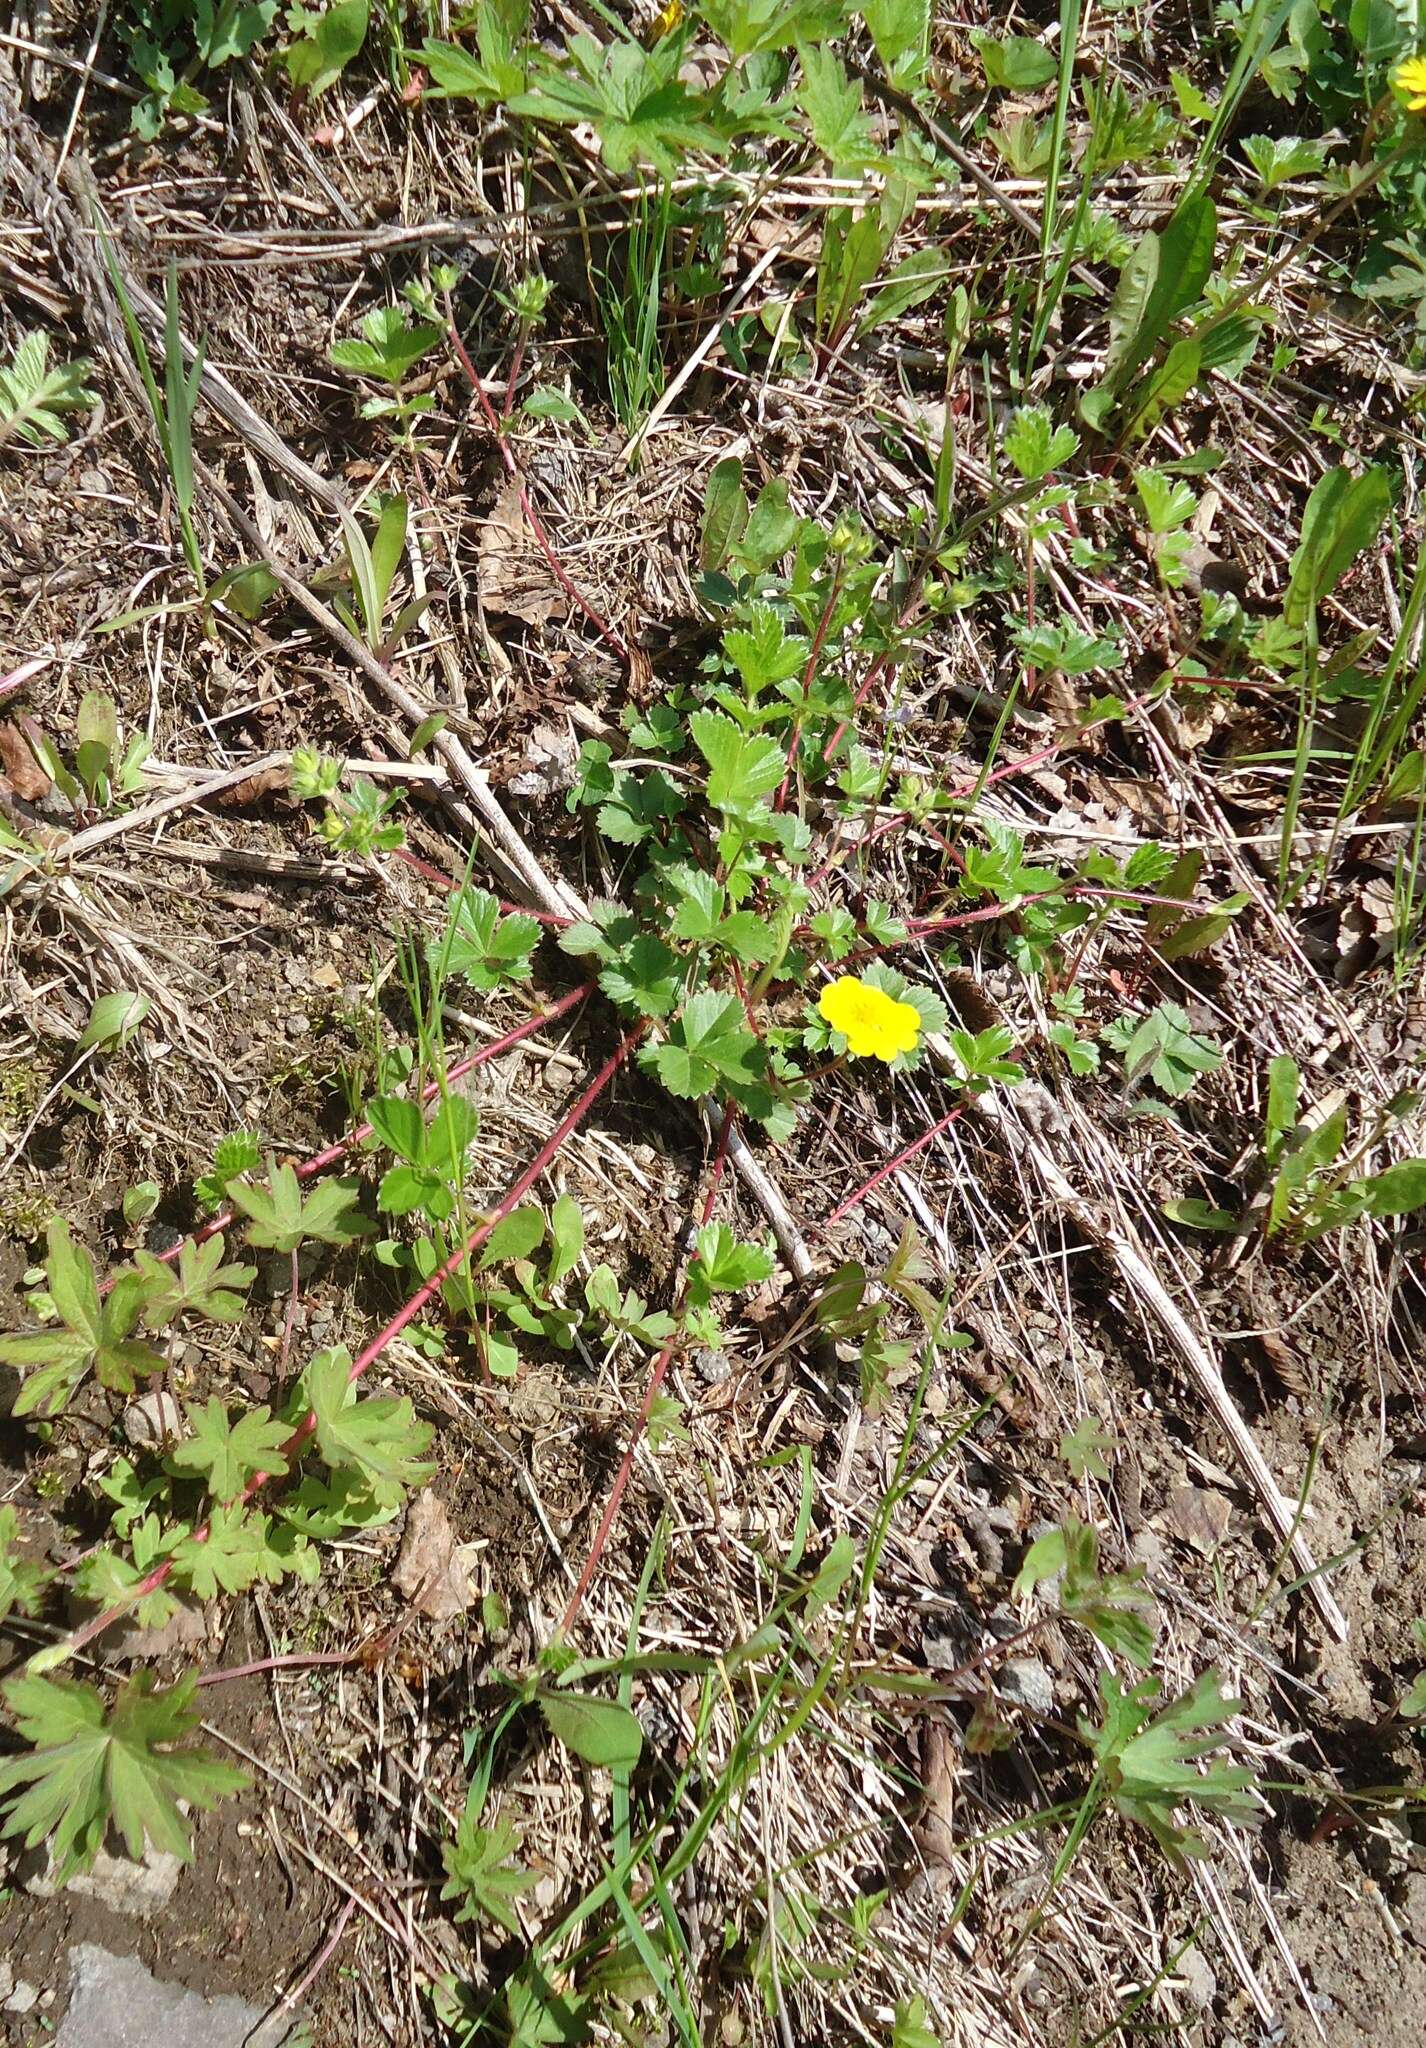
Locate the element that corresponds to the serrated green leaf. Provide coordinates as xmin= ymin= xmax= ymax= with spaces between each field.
xmin=690 ymin=711 xmax=784 ymax=819
xmin=133 ymin=1233 xmax=255 ymax=1328
xmin=229 ymin=1162 xmax=371 ymax=1252
xmin=303 ymin=1346 xmax=435 ymax=1503
xmin=639 ymin=991 xmax=765 ymax=1101
xmin=599 ymin=934 xmax=684 ymax=1017
xmin=169 ymin=1399 xmax=291 ymax=1501
xmin=0 ymin=1670 xmax=247 ymax=1879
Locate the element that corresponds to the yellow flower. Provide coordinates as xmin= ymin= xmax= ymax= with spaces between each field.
xmin=819 ymin=976 xmax=922 ymax=1063
xmin=1394 ymin=53 xmax=1426 ymax=111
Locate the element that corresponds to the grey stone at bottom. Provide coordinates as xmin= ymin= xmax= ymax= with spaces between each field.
xmin=56 ymin=1945 xmax=302 ymax=2048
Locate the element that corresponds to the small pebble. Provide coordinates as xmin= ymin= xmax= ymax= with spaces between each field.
xmin=285 ymin=1012 xmax=311 ymax=1036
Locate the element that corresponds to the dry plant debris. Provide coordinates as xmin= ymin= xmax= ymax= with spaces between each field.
xmin=2 ymin=6 xmax=1426 ymax=2048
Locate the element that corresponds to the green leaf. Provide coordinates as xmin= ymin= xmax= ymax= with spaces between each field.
xmin=330 ymin=304 xmax=441 ymax=387
xmin=734 ymin=478 xmax=800 ymax=572
xmin=1363 ymin=1159 xmax=1426 ymax=1218
xmin=797 ymin=44 xmax=876 ymax=168
xmin=511 ymin=33 xmax=731 ymax=178
xmin=133 ymin=1233 xmax=255 ymax=1327
xmin=547 ymin=1193 xmax=585 ymax=1285
xmin=415 ymin=1 xmax=529 ymax=107
xmin=690 ymin=710 xmax=784 ymax=819
xmin=0 ymin=1670 xmax=248 ymax=1879
xmin=228 ymin=1162 xmax=371 ymax=1252
xmin=171 ymin=1502 xmax=266 ymax=1599
xmin=863 ymin=0 xmax=929 ymax=87
xmin=855 ymin=246 xmax=950 ymax=339
xmin=435 ymin=886 xmax=540 ymax=990
xmin=538 ymin=1691 xmax=644 ymax=1770
xmin=0 ymin=1507 xmax=47 ymax=1625
xmin=440 ymin=1793 xmax=536 ymax=1934
xmin=722 ymin=603 xmax=809 ymax=693
xmin=700 ymin=456 xmax=749 ymax=572
xmin=1284 ymin=465 xmax=1392 ymax=633
xmin=0 ymin=330 xmax=96 ymax=448
xmin=1003 ymin=404 xmax=1079 ymax=482
xmin=169 ymin=1398 xmax=291 ymax=1501
xmin=891 ymin=1994 xmax=941 ymax=2048
xmin=283 ymin=0 xmax=369 ymax=96
xmin=689 ymin=1222 xmax=776 ymax=1295
xmin=1060 ymin=1415 xmax=1114 ymax=1481
xmin=1163 ymin=1198 xmax=1238 ymax=1231
xmin=1265 ymin=1054 xmax=1301 ymax=1164
xmin=640 ymin=991 xmax=766 ymax=1101
xmin=599 ymin=934 xmax=684 ymax=1018
xmin=970 ymin=29 xmax=1057 ymax=90
xmin=1086 ymin=1669 xmax=1257 ymax=1865
xmin=479 ymin=1206 xmax=546 ymax=1269
xmin=303 ymin=1346 xmax=435 ymax=1503
xmin=1087 ymin=192 xmax=1217 ymax=412
xmin=0 ymin=1220 xmax=164 ymax=1414
xmin=365 ymin=1094 xmax=425 ymax=1166
xmin=76 ymin=990 xmax=151 ymax=1053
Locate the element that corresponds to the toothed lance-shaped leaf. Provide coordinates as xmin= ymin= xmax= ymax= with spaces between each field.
xmin=0 ymin=1669 xmax=248 ymax=1879
xmin=303 ymin=1346 xmax=435 ymax=1504
xmin=0 ymin=1219 xmax=165 ymax=1416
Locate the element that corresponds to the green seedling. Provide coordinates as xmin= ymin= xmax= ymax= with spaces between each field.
xmin=329 ymin=308 xmax=441 ymax=436
xmin=1166 ymin=1054 xmax=1426 ymax=1241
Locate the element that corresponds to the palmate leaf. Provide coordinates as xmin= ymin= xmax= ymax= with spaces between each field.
xmin=433 ymin=886 xmax=540 ymax=990
xmin=1086 ymin=1669 xmax=1258 ymax=1866
xmin=0 ymin=1669 xmax=248 ymax=1879
xmin=169 ymin=1398 xmax=291 ymax=1501
xmin=511 ymin=33 xmax=733 ymax=177
xmin=440 ymin=1792 xmax=536 ymax=1934
xmin=303 ymin=1346 xmax=435 ymax=1504
xmin=228 ymin=1162 xmax=371 ymax=1252
xmin=133 ymin=1233 xmax=255 ymax=1328
xmin=0 ymin=1220 xmax=165 ymax=1416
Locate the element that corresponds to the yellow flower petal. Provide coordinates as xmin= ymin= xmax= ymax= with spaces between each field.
xmin=818 ymin=976 xmax=923 ymax=1064
xmin=1393 ymin=53 xmax=1426 ymax=111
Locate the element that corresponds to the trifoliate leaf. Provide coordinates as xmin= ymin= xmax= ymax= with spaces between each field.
xmin=639 ymin=991 xmax=766 ymax=1101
